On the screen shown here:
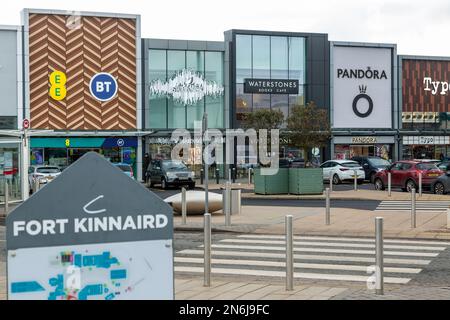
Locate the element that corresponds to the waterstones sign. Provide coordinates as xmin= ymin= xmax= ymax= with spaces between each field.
xmin=244 ymin=79 xmax=299 ymax=94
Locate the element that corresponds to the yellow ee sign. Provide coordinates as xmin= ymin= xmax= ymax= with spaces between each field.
xmin=49 ymin=71 xmax=67 ymax=101
xmin=65 ymin=139 xmax=70 ymax=147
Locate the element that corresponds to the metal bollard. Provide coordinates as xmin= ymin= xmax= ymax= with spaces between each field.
xmin=225 ymin=182 xmax=231 ymax=226
xmin=375 ymin=217 xmax=384 ymax=295
xmin=181 ymin=187 xmax=187 ymax=225
xmin=419 ymin=173 xmax=422 ymax=197
xmin=232 ymin=168 xmax=236 ymax=183
xmin=285 ymin=215 xmax=294 ymax=291
xmin=228 ymin=168 xmax=232 ymax=182
xmin=411 ymin=188 xmax=416 ymax=228
xmin=325 ymin=187 xmax=330 ymax=225
xmin=329 ymin=171 xmax=333 ymax=192
xmin=204 ymin=213 xmax=211 ymax=287
xmin=4 ymin=180 xmax=8 ymax=214
xmin=200 ymin=169 xmax=204 ymax=185
xmin=215 ymin=168 xmax=220 ymax=184
xmin=34 ymin=178 xmax=40 ymax=193
xmin=387 ymin=172 xmax=391 ymax=197
xmin=248 ymin=168 xmax=252 ymax=185
xmin=354 ymin=169 xmax=357 ymax=191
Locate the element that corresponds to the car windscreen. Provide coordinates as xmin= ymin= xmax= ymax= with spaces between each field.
xmin=162 ymin=161 xmax=187 ymax=171
xmin=340 ymin=162 xmax=360 ymax=168
xmin=416 ymin=163 xmax=439 ymax=171
xmin=116 ymin=165 xmax=132 ymax=172
xmin=368 ymin=158 xmax=390 ymax=168
xmin=36 ymin=167 xmax=60 ymax=174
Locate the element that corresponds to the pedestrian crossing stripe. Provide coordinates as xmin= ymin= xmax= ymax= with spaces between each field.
xmin=375 ymin=200 xmax=450 ymax=212
xmin=174 ymin=234 xmax=448 ymax=284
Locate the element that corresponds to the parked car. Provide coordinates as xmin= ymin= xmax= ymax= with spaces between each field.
xmin=146 ymin=159 xmax=195 ymax=189
xmin=320 ymin=160 xmax=365 ymax=185
xmin=373 ymin=160 xmax=444 ymax=192
xmin=28 ymin=165 xmax=62 ymax=193
xmin=437 ymin=161 xmax=450 ymax=171
xmin=112 ymin=163 xmax=134 ymax=179
xmin=431 ymin=171 xmax=450 ymax=194
xmin=351 ymin=156 xmax=391 ymax=183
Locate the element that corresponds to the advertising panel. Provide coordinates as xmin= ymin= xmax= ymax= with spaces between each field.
xmin=333 ymin=46 xmax=392 ymax=128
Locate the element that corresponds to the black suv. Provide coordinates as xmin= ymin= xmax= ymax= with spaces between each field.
xmin=351 ymin=156 xmax=391 ymax=183
xmin=145 ymin=159 xmax=195 ymax=189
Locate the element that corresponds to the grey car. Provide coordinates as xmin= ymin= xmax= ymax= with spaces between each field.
xmin=146 ymin=159 xmax=195 ymax=189
xmin=431 ymin=171 xmax=450 ymax=194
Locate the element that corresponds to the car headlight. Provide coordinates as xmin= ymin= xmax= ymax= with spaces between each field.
xmin=39 ymin=178 xmax=47 ymax=184
xmin=190 ymin=171 xmax=195 ymax=178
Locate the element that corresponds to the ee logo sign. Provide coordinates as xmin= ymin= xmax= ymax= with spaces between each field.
xmin=49 ymin=71 xmax=67 ymax=101
xmin=89 ymin=72 xmax=118 ymax=102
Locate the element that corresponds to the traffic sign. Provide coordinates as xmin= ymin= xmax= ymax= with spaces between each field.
xmin=6 ymin=152 xmax=174 ymax=300
xmin=89 ymin=72 xmax=118 ymax=102
xmin=22 ymin=119 xmax=30 ymax=129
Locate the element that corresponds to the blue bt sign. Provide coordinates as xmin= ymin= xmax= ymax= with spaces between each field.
xmin=89 ymin=72 xmax=118 ymax=102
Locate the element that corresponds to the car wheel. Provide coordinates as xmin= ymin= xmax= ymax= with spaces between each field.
xmin=188 ymin=183 xmax=195 ymax=190
xmin=434 ymin=182 xmax=445 ymax=195
xmin=374 ymin=178 xmax=385 ymax=191
xmin=161 ymin=178 xmax=167 ymax=190
xmin=332 ymin=174 xmax=341 ymax=185
xmin=406 ymin=179 xmax=417 ymax=193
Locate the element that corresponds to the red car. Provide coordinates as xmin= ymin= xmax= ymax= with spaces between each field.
xmin=373 ymin=160 xmax=444 ymax=192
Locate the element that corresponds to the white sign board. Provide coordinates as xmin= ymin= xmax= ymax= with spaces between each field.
xmin=333 ymin=46 xmax=392 ymax=129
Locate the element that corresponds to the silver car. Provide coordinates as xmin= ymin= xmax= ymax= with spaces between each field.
xmin=28 ymin=165 xmax=61 ymax=193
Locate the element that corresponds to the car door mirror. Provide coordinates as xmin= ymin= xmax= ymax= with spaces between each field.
xmin=155 ymin=167 xmax=161 ymax=170
xmin=363 ymin=163 xmax=369 ymax=168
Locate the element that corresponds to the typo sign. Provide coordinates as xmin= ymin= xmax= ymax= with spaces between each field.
xmin=89 ymin=72 xmax=118 ymax=102
xmin=6 ymin=152 xmax=174 ymax=300
xmin=423 ymin=77 xmax=449 ymax=96
xmin=244 ymin=79 xmax=299 ymax=94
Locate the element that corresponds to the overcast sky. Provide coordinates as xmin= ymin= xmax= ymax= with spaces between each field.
xmin=2 ymin=0 xmax=449 ymax=56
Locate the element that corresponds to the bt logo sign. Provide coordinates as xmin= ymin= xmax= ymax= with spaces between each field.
xmin=89 ymin=72 xmax=118 ymax=102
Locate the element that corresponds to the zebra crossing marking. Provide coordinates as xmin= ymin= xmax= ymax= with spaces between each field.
xmin=175 ymin=234 xmax=449 ymax=284
xmin=375 ymin=200 xmax=450 ymax=213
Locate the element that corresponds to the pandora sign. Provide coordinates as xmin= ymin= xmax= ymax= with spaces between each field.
xmin=332 ymin=45 xmax=393 ymax=129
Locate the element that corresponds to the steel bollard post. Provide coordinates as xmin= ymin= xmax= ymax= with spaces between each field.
xmin=354 ymin=169 xmax=357 ymax=191
xmin=34 ymin=178 xmax=40 ymax=193
xmin=225 ymin=181 xmax=231 ymax=226
xmin=419 ymin=173 xmax=422 ymax=197
xmin=204 ymin=213 xmax=211 ymax=287
xmin=375 ymin=217 xmax=384 ymax=295
xmin=248 ymin=168 xmax=252 ymax=185
xmin=329 ymin=171 xmax=333 ymax=192
xmin=216 ymin=168 xmax=220 ymax=184
xmin=181 ymin=187 xmax=187 ymax=225
xmin=285 ymin=215 xmax=294 ymax=291
xmin=200 ymin=169 xmax=204 ymax=185
xmin=447 ymin=208 xmax=450 ymax=229
xmin=325 ymin=187 xmax=330 ymax=225
xmin=4 ymin=180 xmax=8 ymax=215
xmin=411 ymin=188 xmax=416 ymax=228
xmin=232 ymin=168 xmax=236 ymax=183
xmin=388 ymin=172 xmax=391 ymax=197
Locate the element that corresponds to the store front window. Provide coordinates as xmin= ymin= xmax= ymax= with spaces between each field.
xmin=334 ymin=144 xmax=392 ymax=160
xmin=402 ymin=136 xmax=450 ymax=160
xmin=235 ymin=34 xmax=306 ymax=127
xmin=0 ymin=143 xmax=21 ymax=201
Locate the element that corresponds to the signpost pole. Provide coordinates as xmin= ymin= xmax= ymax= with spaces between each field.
xmin=354 ymin=169 xmax=357 ymax=191
xmin=225 ymin=181 xmax=231 ymax=227
xmin=203 ymin=113 xmax=209 ymax=214
xmin=419 ymin=173 xmax=422 ymax=197
xmin=4 ymin=179 xmax=9 ymax=215
xmin=204 ymin=213 xmax=211 ymax=287
xmin=329 ymin=171 xmax=333 ymax=193
xmin=285 ymin=215 xmax=294 ymax=291
xmin=22 ymin=127 xmax=29 ymax=201
xmin=375 ymin=217 xmax=384 ymax=295
xmin=411 ymin=188 xmax=416 ymax=228
xmin=325 ymin=187 xmax=330 ymax=225
xmin=181 ymin=187 xmax=187 ymax=225
xmin=388 ymin=172 xmax=391 ymax=197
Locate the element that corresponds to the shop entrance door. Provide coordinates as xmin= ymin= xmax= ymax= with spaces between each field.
xmin=68 ymin=148 xmax=101 ymax=164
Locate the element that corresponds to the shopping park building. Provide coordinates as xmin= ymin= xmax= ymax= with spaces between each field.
xmin=0 ymin=8 xmax=449 ymax=201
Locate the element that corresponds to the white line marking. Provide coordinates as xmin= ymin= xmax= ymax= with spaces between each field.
xmin=210 ymin=244 xmax=439 ymax=257
xmin=236 ymin=234 xmax=450 ymax=246
xmin=177 ymin=249 xmax=431 ymax=265
xmin=220 ymin=239 xmax=446 ymax=251
xmin=174 ymin=266 xmax=411 ymax=284
xmin=174 ymin=257 xmax=422 ymax=274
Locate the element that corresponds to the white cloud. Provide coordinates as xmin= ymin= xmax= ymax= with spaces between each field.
xmin=1 ymin=0 xmax=449 ymax=56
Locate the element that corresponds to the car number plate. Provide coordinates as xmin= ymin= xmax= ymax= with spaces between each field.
xmin=428 ymin=173 xmax=438 ymax=177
